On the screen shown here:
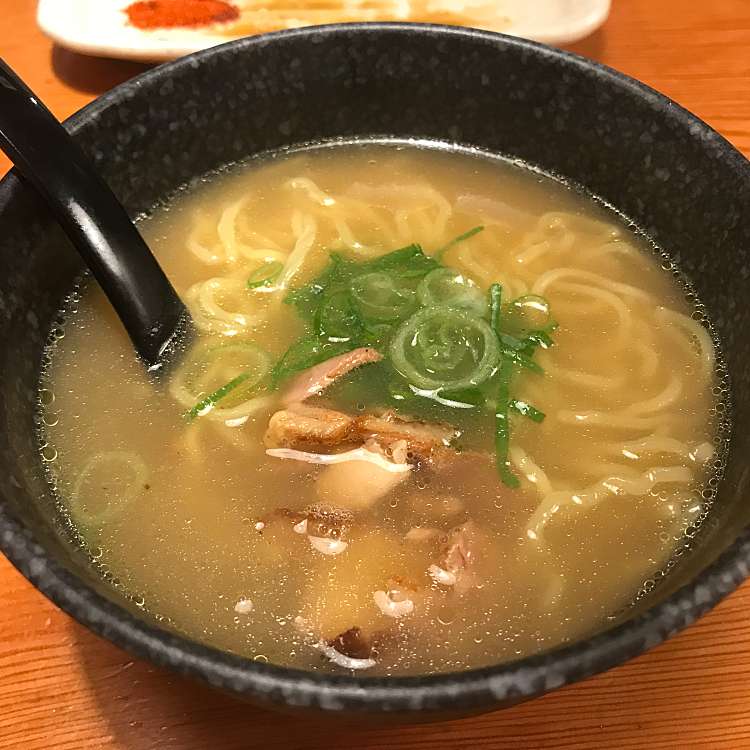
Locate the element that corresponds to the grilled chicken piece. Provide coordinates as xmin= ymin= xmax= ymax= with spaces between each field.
xmin=265 ymin=405 xmax=458 ymax=510
xmin=266 ymin=404 xmax=457 ymax=458
xmin=282 ymin=347 xmax=383 ymax=405
xmin=354 ymin=410 xmax=458 ymax=456
xmin=264 ymin=403 xmax=354 ymax=448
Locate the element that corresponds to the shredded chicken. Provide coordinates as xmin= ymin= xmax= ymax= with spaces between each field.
xmin=422 ymin=447 xmax=494 ymax=475
xmin=282 ymin=347 xmax=383 ymax=405
xmin=295 ymin=527 xmax=409 ymax=666
xmin=373 ymin=575 xmax=421 ymax=619
xmin=373 ymin=590 xmax=414 ymax=618
xmin=431 ymin=521 xmax=483 ymax=594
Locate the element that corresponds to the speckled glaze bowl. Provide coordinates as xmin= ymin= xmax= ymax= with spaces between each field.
xmin=0 ymin=24 xmax=748 ymax=718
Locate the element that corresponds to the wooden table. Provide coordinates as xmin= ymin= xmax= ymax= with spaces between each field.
xmin=1 ymin=2 xmax=749 ymax=747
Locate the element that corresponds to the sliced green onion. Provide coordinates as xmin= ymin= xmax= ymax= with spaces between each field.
xmin=434 ymin=225 xmax=484 ymax=261
xmin=523 ymin=330 xmax=555 ymax=350
xmin=351 ymin=271 xmax=417 ymax=322
xmin=276 ymin=235 xmax=552 ymax=494
xmin=284 ymin=246 xmax=435 ymax=321
xmin=499 ymin=330 xmax=525 ymax=349
xmin=314 ymin=289 xmax=362 ymax=342
xmin=70 ymin=451 xmax=147 ymax=525
xmin=247 ymin=260 xmax=283 ymax=289
xmin=417 ymin=268 xmax=486 ymax=316
xmin=501 ymin=329 xmax=555 ymax=359
xmin=364 ymin=244 xmax=439 ymax=278
xmin=489 ymin=283 xmax=503 ymax=335
xmin=495 ymin=359 xmax=520 ymax=488
xmin=184 ymin=372 xmax=252 ymax=421
xmin=501 ymin=347 xmax=544 ymax=374
xmin=506 ymin=294 xmax=554 ymax=333
xmin=510 ymin=399 xmax=546 ymax=423
xmin=389 ymin=307 xmax=499 ymax=391
xmin=177 ymin=340 xmax=272 ymax=411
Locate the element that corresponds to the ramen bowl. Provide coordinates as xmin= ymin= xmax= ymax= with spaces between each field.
xmin=0 ymin=24 xmax=748 ymax=718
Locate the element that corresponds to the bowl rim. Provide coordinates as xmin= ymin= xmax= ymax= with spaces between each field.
xmin=1 ymin=22 xmax=749 ymax=713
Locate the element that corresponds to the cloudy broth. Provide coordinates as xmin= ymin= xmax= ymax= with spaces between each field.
xmin=41 ymin=143 xmax=720 ymax=675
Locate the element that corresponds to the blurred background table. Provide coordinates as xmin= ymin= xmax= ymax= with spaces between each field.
xmin=1 ymin=1 xmax=750 ymax=748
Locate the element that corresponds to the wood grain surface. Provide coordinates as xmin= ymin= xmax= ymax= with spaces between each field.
xmin=1 ymin=1 xmax=750 ymax=748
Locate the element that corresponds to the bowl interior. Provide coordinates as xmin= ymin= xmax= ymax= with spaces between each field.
xmin=0 ymin=25 xmax=748 ymax=713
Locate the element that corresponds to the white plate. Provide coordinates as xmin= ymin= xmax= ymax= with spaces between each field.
xmin=37 ymin=0 xmax=610 ymax=63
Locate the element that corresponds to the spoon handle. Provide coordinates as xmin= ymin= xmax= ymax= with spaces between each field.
xmin=0 ymin=58 xmax=188 ymax=369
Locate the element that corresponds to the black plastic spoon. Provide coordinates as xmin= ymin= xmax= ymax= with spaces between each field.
xmin=0 ymin=58 xmax=189 ymax=370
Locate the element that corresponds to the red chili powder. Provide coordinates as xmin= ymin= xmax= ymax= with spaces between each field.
xmin=126 ymin=0 xmax=240 ymax=29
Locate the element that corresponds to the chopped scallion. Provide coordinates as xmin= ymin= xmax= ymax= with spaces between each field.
xmin=184 ymin=372 xmax=252 ymax=421
xmin=434 ymin=225 xmax=484 ymax=261
xmin=276 ymin=231 xmax=550 ymax=489
xmin=501 ymin=347 xmax=544 ymax=374
xmin=510 ymin=399 xmax=546 ymax=423
xmin=247 ymin=260 xmax=283 ymax=289
xmin=417 ymin=267 xmax=486 ymax=315
xmin=489 ymin=283 xmax=503 ymax=335
xmin=494 ymin=360 xmax=520 ymax=489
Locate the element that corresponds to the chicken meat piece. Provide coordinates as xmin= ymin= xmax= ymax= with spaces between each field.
xmin=327 ymin=626 xmax=377 ymax=660
xmin=264 ymin=405 xmax=460 ymax=510
xmin=261 ymin=505 xmax=356 ymax=556
xmin=354 ymin=410 xmax=459 ymax=457
xmin=429 ymin=520 xmax=484 ymax=594
xmin=315 ymin=451 xmax=410 ymax=510
xmin=264 ymin=403 xmax=354 ymax=449
xmin=282 ymin=347 xmax=383 ymax=405
xmin=265 ymin=404 xmax=458 ymax=461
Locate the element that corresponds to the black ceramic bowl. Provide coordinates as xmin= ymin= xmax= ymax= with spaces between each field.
xmin=0 ymin=24 xmax=748 ymax=719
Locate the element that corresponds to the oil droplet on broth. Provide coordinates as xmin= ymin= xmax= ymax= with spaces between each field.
xmin=41 ymin=446 xmax=58 ymax=462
